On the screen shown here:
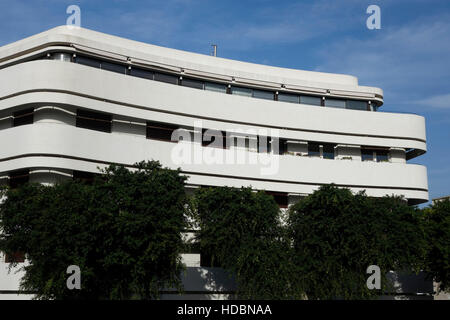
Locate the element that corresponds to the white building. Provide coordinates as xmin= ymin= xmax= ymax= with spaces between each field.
xmin=0 ymin=26 xmax=428 ymax=299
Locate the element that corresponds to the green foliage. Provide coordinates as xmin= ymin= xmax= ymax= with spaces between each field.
xmin=2 ymin=167 xmax=445 ymax=300
xmin=288 ymin=184 xmax=426 ymax=299
xmin=0 ymin=161 xmax=187 ymax=300
xmin=191 ymin=187 xmax=300 ymax=299
xmin=423 ymin=199 xmax=450 ymax=292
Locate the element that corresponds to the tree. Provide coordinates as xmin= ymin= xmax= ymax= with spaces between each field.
xmin=0 ymin=161 xmax=187 ymax=299
xmin=423 ymin=199 xmax=450 ymax=292
xmin=288 ymin=184 xmax=426 ymax=299
xmin=191 ymin=186 xmax=300 ymax=299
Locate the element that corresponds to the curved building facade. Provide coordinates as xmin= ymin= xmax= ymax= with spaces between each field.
xmin=0 ymin=26 xmax=428 ymax=299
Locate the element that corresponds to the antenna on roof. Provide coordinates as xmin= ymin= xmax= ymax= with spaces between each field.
xmin=211 ymin=44 xmax=217 ymax=57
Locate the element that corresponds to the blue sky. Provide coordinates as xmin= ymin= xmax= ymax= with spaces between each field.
xmin=0 ymin=0 xmax=449 ymax=205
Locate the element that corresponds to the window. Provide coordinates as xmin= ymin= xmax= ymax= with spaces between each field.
xmin=101 ymin=61 xmax=127 ymax=74
xmin=231 ymin=86 xmax=252 ymax=97
xmin=361 ymin=149 xmax=375 ymax=161
xmin=347 ymin=100 xmax=368 ymax=111
xmin=376 ymin=150 xmax=389 ymax=162
xmin=76 ymin=109 xmax=112 ymax=133
xmin=73 ymin=170 xmax=97 ymax=185
xmin=181 ymin=78 xmax=204 ymax=90
xmin=325 ymin=98 xmax=346 ymax=108
xmin=146 ymin=121 xmax=178 ymax=142
xmin=9 ymin=169 xmax=29 ymax=189
xmin=52 ymin=52 xmax=71 ymax=62
xmin=13 ymin=108 xmax=34 ymax=127
xmin=75 ymin=56 xmax=101 ymax=68
xmin=257 ymin=136 xmax=271 ymax=153
xmin=205 ymin=82 xmax=227 ymax=93
xmin=308 ymin=142 xmax=320 ymax=157
xmin=362 ymin=148 xmax=389 ymax=162
xmin=154 ymin=72 xmax=179 ymax=85
xmin=253 ymin=89 xmax=274 ymax=100
xmin=371 ymin=104 xmax=379 ymax=112
xmin=202 ymin=129 xmax=227 ymax=148
xmin=278 ymin=93 xmax=299 ymax=104
xmin=54 ymin=54 xmax=377 ymax=113
xmin=300 ymin=95 xmax=322 ymax=106
xmin=5 ymin=252 xmax=25 ymax=263
xmin=323 ymin=144 xmax=335 ymax=159
xmin=266 ymin=191 xmax=289 ymax=209
xmin=129 ymin=67 xmax=154 ymax=80
xmin=272 ymin=138 xmax=287 ymax=155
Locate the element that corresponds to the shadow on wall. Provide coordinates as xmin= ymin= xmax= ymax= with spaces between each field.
xmin=160 ymin=268 xmax=437 ymax=300
xmin=160 ymin=267 xmax=237 ymax=300
xmin=380 ymin=271 xmax=434 ymax=300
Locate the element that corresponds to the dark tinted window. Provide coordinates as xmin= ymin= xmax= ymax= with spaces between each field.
xmin=202 ymin=129 xmax=226 ymax=148
xmin=231 ymin=86 xmax=252 ymax=97
xmin=129 ymin=67 xmax=154 ymax=80
xmin=300 ymin=96 xmax=322 ymax=106
xmin=362 ymin=149 xmax=374 ymax=161
xmin=146 ymin=121 xmax=178 ymax=142
xmin=75 ymin=56 xmax=101 ymax=68
xmin=76 ymin=109 xmax=111 ymax=133
xmin=52 ymin=53 xmax=71 ymax=62
xmin=9 ymin=169 xmax=30 ymax=189
xmin=325 ymin=98 xmax=346 ymax=108
xmin=323 ymin=144 xmax=335 ymax=159
xmin=154 ymin=72 xmax=179 ymax=84
xmin=347 ymin=100 xmax=368 ymax=111
xmin=376 ymin=150 xmax=389 ymax=162
xmin=181 ymin=78 xmax=204 ymax=90
xmin=205 ymin=82 xmax=227 ymax=93
xmin=101 ymin=61 xmax=127 ymax=74
xmin=308 ymin=143 xmax=320 ymax=157
xmin=13 ymin=108 xmax=34 ymax=127
xmin=278 ymin=93 xmax=299 ymax=103
xmin=253 ymin=89 xmax=274 ymax=100
xmin=266 ymin=191 xmax=289 ymax=208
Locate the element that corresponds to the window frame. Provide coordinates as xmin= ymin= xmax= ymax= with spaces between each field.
xmin=300 ymin=95 xmax=322 ymax=106
xmin=308 ymin=142 xmax=321 ymax=157
xmin=76 ymin=109 xmax=112 ymax=133
xmin=181 ymin=77 xmax=205 ymax=90
xmin=146 ymin=121 xmax=179 ymax=142
xmin=154 ymin=72 xmax=179 ymax=85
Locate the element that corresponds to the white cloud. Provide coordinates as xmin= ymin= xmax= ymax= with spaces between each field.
xmin=415 ymin=93 xmax=450 ymax=109
xmin=314 ymin=15 xmax=450 ymax=108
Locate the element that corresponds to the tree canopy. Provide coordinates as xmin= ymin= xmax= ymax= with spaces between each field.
xmin=1 ymin=166 xmax=448 ymax=300
xmin=190 ymin=186 xmax=300 ymax=299
xmin=0 ymin=161 xmax=187 ymax=299
xmin=423 ymin=198 xmax=450 ymax=292
xmin=288 ymin=185 xmax=427 ymax=299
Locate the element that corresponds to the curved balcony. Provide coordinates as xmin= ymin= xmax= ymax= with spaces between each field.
xmin=0 ymin=60 xmax=426 ymax=153
xmin=0 ymin=123 xmax=429 ymax=203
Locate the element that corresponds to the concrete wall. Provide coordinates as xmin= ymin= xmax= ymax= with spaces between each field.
xmin=0 ymin=123 xmax=428 ymax=200
xmin=0 ymin=61 xmax=425 ymax=153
